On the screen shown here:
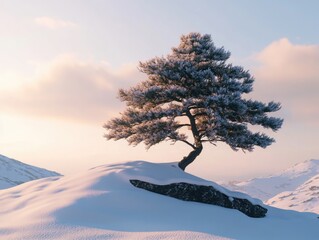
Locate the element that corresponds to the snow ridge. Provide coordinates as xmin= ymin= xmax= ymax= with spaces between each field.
xmin=0 ymin=154 xmax=61 ymax=189
xmin=225 ymin=159 xmax=319 ymax=201
xmin=266 ymin=173 xmax=319 ymax=214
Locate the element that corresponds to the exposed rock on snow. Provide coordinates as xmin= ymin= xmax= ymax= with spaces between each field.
xmin=266 ymin=174 xmax=319 ymax=214
xmin=0 ymin=154 xmax=61 ymax=189
xmin=225 ymin=159 xmax=319 ymax=201
xmin=130 ymin=179 xmax=267 ymax=218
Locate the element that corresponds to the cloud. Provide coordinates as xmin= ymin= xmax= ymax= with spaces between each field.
xmin=34 ymin=17 xmax=77 ymax=29
xmin=252 ymin=38 xmax=319 ymax=125
xmin=3 ymin=39 xmax=318 ymax=126
xmin=0 ymin=55 xmax=143 ymax=123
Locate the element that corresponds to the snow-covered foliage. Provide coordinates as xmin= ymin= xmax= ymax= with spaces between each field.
xmin=104 ymin=33 xmax=283 ymax=169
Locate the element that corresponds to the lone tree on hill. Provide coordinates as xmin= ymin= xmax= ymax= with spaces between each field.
xmin=104 ymin=33 xmax=283 ymax=171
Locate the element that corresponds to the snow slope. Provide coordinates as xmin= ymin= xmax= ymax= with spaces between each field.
xmin=0 ymin=154 xmax=60 ymax=189
xmin=0 ymin=160 xmax=318 ymax=240
xmin=226 ymin=159 xmax=319 ymax=201
xmin=266 ymin=174 xmax=319 ymax=214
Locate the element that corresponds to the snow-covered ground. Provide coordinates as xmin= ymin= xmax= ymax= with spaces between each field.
xmin=267 ymin=174 xmax=319 ymax=214
xmin=225 ymin=159 xmax=319 ymax=201
xmin=0 ymin=154 xmax=60 ymax=189
xmin=0 ymin=160 xmax=318 ymax=240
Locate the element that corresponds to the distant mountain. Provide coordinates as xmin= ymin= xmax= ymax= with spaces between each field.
xmin=225 ymin=159 xmax=319 ymax=201
xmin=266 ymin=174 xmax=319 ymax=214
xmin=0 ymin=154 xmax=61 ymax=190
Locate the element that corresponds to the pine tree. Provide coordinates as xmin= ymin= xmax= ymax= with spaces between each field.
xmin=104 ymin=33 xmax=283 ymax=170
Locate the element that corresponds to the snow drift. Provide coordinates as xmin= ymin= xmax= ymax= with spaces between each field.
xmin=0 ymin=160 xmax=318 ymax=240
xmin=0 ymin=154 xmax=60 ymax=189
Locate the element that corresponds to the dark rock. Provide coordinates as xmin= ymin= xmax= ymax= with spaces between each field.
xmin=130 ymin=179 xmax=267 ymax=218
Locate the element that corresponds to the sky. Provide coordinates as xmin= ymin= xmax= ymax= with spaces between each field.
xmin=0 ymin=0 xmax=319 ymax=181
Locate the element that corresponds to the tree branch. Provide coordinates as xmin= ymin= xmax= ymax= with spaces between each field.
xmin=176 ymin=124 xmax=191 ymax=129
xmin=178 ymin=139 xmax=196 ymax=149
xmin=201 ymin=140 xmax=216 ymax=145
xmin=193 ymin=112 xmax=208 ymax=117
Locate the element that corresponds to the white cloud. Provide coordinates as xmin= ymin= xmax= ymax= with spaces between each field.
xmin=0 ymin=55 xmax=143 ymax=123
xmin=252 ymin=38 xmax=319 ymax=125
xmin=34 ymin=17 xmax=77 ymax=29
xmin=3 ymin=39 xmax=318 ymax=127
xmin=255 ymin=38 xmax=319 ymax=84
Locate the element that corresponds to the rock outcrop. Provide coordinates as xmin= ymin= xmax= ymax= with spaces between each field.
xmin=130 ymin=179 xmax=267 ymax=218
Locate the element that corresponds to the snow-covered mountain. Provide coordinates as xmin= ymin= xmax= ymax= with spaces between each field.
xmin=225 ymin=159 xmax=319 ymax=201
xmin=0 ymin=154 xmax=60 ymax=189
xmin=0 ymin=160 xmax=318 ymax=240
xmin=266 ymin=174 xmax=319 ymax=214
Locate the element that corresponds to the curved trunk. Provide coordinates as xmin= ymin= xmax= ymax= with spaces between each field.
xmin=178 ymin=145 xmax=203 ymax=171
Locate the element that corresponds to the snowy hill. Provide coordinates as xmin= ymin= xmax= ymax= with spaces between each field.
xmin=225 ymin=159 xmax=319 ymax=201
xmin=0 ymin=160 xmax=318 ymax=240
xmin=0 ymin=154 xmax=60 ymax=189
xmin=266 ymin=174 xmax=319 ymax=214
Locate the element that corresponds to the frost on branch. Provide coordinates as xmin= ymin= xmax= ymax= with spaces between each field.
xmin=104 ymin=32 xmax=283 ymax=170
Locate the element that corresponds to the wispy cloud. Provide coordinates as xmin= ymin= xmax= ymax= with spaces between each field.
xmin=0 ymin=55 xmax=142 ymax=123
xmin=253 ymin=38 xmax=319 ymax=125
xmin=34 ymin=17 xmax=77 ymax=29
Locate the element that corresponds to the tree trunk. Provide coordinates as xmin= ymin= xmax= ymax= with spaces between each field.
xmin=178 ymin=145 xmax=203 ymax=171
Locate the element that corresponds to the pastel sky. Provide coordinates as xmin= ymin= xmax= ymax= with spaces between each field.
xmin=1 ymin=0 xmax=318 ymax=181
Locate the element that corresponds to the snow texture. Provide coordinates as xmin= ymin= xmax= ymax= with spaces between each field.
xmin=0 ymin=154 xmax=60 ymax=190
xmin=0 ymin=160 xmax=318 ymax=240
xmin=225 ymin=159 xmax=319 ymax=201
